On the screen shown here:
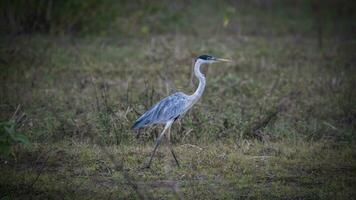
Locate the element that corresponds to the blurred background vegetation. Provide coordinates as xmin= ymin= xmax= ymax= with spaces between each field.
xmin=1 ymin=0 xmax=355 ymax=37
xmin=0 ymin=0 xmax=356 ymax=199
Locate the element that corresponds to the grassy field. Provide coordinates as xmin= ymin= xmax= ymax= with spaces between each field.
xmin=1 ymin=1 xmax=356 ymax=199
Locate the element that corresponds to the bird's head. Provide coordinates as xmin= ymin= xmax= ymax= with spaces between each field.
xmin=196 ymin=55 xmax=231 ymax=64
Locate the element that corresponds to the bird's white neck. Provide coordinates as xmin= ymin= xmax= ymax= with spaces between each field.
xmin=189 ymin=59 xmax=206 ymax=103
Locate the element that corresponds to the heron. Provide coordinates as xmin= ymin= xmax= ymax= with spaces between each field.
xmin=132 ymin=55 xmax=231 ymax=168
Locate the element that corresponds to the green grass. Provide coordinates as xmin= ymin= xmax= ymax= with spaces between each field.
xmin=1 ymin=139 xmax=355 ymax=199
xmin=1 ymin=0 xmax=356 ymax=199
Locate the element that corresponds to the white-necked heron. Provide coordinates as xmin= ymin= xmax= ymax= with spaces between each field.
xmin=132 ymin=55 xmax=231 ymax=168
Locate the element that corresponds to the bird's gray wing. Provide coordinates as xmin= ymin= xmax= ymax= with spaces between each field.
xmin=132 ymin=92 xmax=189 ymax=130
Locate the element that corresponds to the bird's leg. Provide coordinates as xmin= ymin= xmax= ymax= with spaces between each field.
xmin=146 ymin=121 xmax=172 ymax=168
xmin=167 ymin=127 xmax=180 ymax=167
xmin=146 ymin=130 xmax=165 ymax=168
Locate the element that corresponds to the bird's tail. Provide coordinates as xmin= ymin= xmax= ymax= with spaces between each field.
xmin=131 ymin=119 xmax=143 ymax=130
xmin=131 ymin=116 xmax=149 ymax=130
xmin=132 ymin=118 xmax=151 ymax=139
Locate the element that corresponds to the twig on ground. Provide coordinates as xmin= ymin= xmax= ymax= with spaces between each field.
xmin=10 ymin=104 xmax=21 ymax=121
xmin=28 ymin=152 xmax=51 ymax=190
xmin=245 ymin=91 xmax=299 ymax=140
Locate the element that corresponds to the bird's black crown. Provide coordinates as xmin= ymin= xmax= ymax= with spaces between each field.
xmin=197 ymin=55 xmax=215 ymax=60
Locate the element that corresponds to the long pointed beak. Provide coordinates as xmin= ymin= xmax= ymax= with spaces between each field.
xmin=216 ymin=58 xmax=232 ymax=62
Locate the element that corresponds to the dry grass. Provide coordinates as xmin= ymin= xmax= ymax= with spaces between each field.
xmin=1 ymin=138 xmax=355 ymax=199
xmin=1 ymin=1 xmax=356 ymax=199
